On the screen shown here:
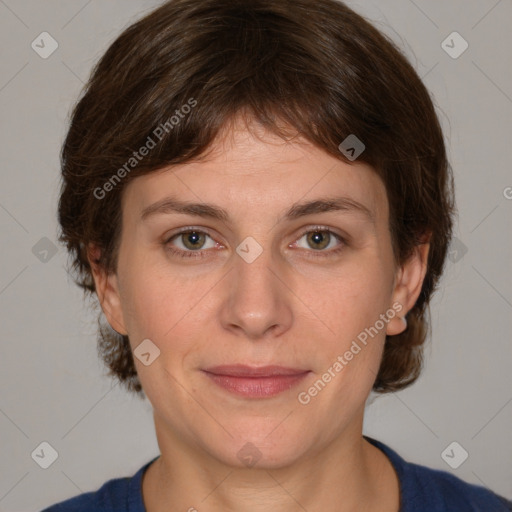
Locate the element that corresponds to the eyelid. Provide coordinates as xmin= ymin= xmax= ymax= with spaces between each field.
xmin=164 ymin=226 xmax=223 ymax=250
xmin=165 ymin=226 xmax=221 ymax=244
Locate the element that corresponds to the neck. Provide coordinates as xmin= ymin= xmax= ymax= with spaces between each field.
xmin=142 ymin=413 xmax=399 ymax=512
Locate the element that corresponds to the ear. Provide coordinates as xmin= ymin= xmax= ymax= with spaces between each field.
xmin=386 ymin=235 xmax=431 ymax=336
xmin=87 ymin=243 xmax=128 ymax=336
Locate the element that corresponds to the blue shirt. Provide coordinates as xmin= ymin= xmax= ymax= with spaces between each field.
xmin=41 ymin=435 xmax=512 ymax=511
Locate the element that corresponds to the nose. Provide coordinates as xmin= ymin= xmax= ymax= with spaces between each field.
xmin=219 ymin=243 xmax=293 ymax=341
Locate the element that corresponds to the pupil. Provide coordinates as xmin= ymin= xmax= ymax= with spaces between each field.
xmin=185 ymin=231 xmax=203 ymax=249
xmin=309 ymin=231 xmax=329 ymax=250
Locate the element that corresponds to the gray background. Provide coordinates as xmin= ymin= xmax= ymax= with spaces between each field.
xmin=0 ymin=1 xmax=511 ymax=510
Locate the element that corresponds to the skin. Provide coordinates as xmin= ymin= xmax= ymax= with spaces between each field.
xmin=89 ymin=115 xmax=430 ymax=512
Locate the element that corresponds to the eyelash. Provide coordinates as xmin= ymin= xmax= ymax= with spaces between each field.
xmin=163 ymin=226 xmax=347 ymax=260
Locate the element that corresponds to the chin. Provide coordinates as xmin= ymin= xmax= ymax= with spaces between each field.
xmin=203 ymin=424 xmax=311 ymax=470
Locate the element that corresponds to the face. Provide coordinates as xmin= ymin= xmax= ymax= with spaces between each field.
xmin=91 ymin=117 xmax=427 ymax=469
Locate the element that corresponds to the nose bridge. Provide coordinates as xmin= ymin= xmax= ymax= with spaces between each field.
xmin=233 ymin=239 xmax=282 ymax=309
xmin=220 ymin=237 xmax=293 ymax=338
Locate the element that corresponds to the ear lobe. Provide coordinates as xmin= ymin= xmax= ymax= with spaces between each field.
xmin=386 ymin=239 xmax=430 ymax=337
xmin=87 ymin=243 xmax=128 ymax=336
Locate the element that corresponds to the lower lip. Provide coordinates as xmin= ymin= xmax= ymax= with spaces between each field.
xmin=203 ymin=371 xmax=310 ymax=398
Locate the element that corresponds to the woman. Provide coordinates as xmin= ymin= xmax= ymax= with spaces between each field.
xmin=43 ymin=0 xmax=512 ymax=510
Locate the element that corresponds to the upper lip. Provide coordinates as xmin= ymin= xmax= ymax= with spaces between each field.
xmin=203 ymin=365 xmax=309 ymax=377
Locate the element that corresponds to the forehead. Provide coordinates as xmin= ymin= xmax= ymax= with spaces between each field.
xmin=122 ymin=119 xmax=388 ymax=228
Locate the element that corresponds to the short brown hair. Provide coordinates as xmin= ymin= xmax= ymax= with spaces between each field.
xmin=58 ymin=0 xmax=456 ymax=396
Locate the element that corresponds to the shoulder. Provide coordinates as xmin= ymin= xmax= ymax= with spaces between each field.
xmin=40 ymin=489 xmax=104 ymax=511
xmin=40 ymin=477 xmax=130 ymax=512
xmin=402 ymin=457 xmax=512 ymax=511
xmin=39 ymin=457 xmax=157 ymax=512
xmin=364 ymin=436 xmax=512 ymax=512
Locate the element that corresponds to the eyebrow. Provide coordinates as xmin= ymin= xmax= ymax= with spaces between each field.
xmin=139 ymin=195 xmax=375 ymax=225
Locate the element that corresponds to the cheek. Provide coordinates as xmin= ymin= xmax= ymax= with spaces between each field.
xmin=116 ymin=252 xmax=178 ymax=339
xmin=123 ymin=279 xmax=181 ymax=340
xmin=296 ymin=263 xmax=393 ymax=392
xmin=309 ymin=270 xmax=390 ymax=394
xmin=118 ymin=259 xmax=217 ymax=355
xmin=298 ymin=256 xmax=392 ymax=335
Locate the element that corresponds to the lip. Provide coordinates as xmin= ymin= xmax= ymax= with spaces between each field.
xmin=203 ymin=365 xmax=309 ymax=377
xmin=202 ymin=365 xmax=311 ymax=398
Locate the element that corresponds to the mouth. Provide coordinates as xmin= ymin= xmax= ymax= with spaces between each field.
xmin=202 ymin=365 xmax=311 ymax=398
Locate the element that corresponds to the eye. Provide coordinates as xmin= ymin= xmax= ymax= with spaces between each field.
xmin=164 ymin=226 xmax=346 ymax=260
xmin=165 ymin=229 xmax=218 ymax=258
xmin=294 ymin=229 xmax=345 ymax=254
